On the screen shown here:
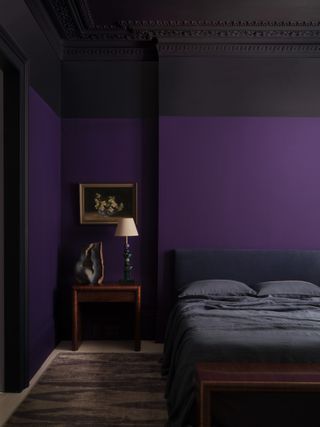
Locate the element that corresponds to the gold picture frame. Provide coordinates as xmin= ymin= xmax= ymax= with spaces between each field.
xmin=79 ymin=183 xmax=137 ymax=224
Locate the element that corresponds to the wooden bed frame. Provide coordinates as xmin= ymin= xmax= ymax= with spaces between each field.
xmin=172 ymin=249 xmax=320 ymax=426
xmin=196 ymin=362 xmax=320 ymax=427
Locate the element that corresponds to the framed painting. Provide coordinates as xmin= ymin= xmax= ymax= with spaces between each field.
xmin=79 ymin=183 xmax=137 ymax=224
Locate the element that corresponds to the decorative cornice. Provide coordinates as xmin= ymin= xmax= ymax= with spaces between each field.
xmin=40 ymin=1 xmax=320 ymax=42
xmin=119 ymin=19 xmax=320 ymax=28
xmin=63 ymin=45 xmax=156 ymax=60
xmin=99 ymin=20 xmax=320 ymax=43
xmin=62 ymin=41 xmax=320 ymax=60
xmin=124 ymin=28 xmax=320 ymax=42
xmin=26 ymin=1 xmax=320 ymax=59
xmin=157 ymin=42 xmax=320 ymax=57
xmin=44 ymin=0 xmax=79 ymax=39
xmin=77 ymin=0 xmax=95 ymax=29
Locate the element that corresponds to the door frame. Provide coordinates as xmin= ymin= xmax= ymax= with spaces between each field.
xmin=0 ymin=25 xmax=29 ymax=392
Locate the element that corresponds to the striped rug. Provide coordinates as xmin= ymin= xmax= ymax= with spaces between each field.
xmin=6 ymin=352 xmax=168 ymax=426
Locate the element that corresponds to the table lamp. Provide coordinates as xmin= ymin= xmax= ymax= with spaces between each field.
xmin=115 ymin=217 xmax=139 ymax=283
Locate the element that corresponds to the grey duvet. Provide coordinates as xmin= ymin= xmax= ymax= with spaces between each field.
xmin=162 ymin=295 xmax=320 ymax=426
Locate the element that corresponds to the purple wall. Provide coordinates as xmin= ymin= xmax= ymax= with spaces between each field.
xmin=28 ymin=87 xmax=61 ymax=377
xmin=157 ymin=116 xmax=320 ymax=337
xmin=61 ymin=118 xmax=157 ymax=338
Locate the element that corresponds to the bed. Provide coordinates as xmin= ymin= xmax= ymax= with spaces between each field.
xmin=162 ymin=249 xmax=320 ymax=427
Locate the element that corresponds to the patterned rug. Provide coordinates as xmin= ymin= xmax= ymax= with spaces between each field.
xmin=6 ymin=352 xmax=168 ymax=426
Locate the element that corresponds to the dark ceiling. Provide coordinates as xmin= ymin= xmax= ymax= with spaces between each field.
xmin=25 ymin=0 xmax=320 ymax=60
xmin=87 ymin=0 xmax=320 ymax=24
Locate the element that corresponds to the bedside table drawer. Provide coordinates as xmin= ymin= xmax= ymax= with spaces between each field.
xmin=78 ymin=290 xmax=136 ymax=303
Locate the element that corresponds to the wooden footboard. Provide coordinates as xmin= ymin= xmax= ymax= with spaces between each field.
xmin=196 ymin=362 xmax=320 ymax=427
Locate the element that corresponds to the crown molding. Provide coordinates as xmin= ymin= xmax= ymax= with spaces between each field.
xmin=62 ymin=41 xmax=320 ymax=60
xmin=36 ymin=1 xmax=320 ymax=41
xmin=77 ymin=0 xmax=95 ymax=29
xmin=96 ymin=20 xmax=320 ymax=45
xmin=25 ymin=0 xmax=320 ymax=59
xmin=63 ymin=44 xmax=157 ymax=60
xmin=157 ymin=42 xmax=320 ymax=57
xmin=119 ymin=19 xmax=320 ymax=28
xmin=136 ymin=27 xmax=320 ymax=42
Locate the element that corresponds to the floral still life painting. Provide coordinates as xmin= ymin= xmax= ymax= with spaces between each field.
xmin=80 ymin=183 xmax=137 ymax=224
xmin=94 ymin=193 xmax=124 ymax=217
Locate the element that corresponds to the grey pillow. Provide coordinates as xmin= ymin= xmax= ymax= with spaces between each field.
xmin=179 ymin=279 xmax=256 ymax=298
xmin=252 ymin=280 xmax=320 ymax=297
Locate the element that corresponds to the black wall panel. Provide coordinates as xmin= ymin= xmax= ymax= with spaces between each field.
xmin=159 ymin=57 xmax=320 ymax=117
xmin=62 ymin=61 xmax=158 ymax=118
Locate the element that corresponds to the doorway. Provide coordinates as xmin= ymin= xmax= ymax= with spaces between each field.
xmin=0 ymin=25 xmax=28 ymax=392
xmin=0 ymin=67 xmax=3 ymax=392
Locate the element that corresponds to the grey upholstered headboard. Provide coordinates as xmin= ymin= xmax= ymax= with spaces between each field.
xmin=174 ymin=249 xmax=320 ymax=292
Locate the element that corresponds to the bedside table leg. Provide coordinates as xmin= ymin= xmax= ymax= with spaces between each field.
xmin=134 ymin=287 xmax=141 ymax=351
xmin=72 ymin=289 xmax=80 ymax=351
xmin=197 ymin=383 xmax=211 ymax=427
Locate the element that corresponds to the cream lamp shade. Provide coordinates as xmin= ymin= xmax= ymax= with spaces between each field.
xmin=115 ymin=217 xmax=139 ymax=238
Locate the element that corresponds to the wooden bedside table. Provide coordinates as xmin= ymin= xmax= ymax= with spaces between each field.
xmin=72 ymin=283 xmax=141 ymax=351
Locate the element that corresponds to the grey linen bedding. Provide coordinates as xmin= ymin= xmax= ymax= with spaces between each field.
xmin=162 ymin=294 xmax=320 ymax=427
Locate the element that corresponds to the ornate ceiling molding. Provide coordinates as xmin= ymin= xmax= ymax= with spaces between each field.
xmin=63 ymin=45 xmax=156 ymax=60
xmin=119 ymin=19 xmax=320 ymax=28
xmin=26 ymin=0 xmax=320 ymax=59
xmin=157 ymin=42 xmax=320 ymax=57
xmin=47 ymin=0 xmax=80 ymax=39
xmin=128 ymin=27 xmax=320 ymax=42
xmin=77 ymin=0 xmax=95 ymax=29
xmin=117 ymin=19 xmax=320 ymax=42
